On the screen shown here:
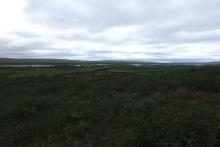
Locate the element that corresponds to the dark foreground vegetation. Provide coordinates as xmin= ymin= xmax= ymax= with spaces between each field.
xmin=0 ymin=64 xmax=220 ymax=147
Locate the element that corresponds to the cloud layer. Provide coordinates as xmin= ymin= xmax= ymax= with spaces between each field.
xmin=0 ymin=0 xmax=220 ymax=62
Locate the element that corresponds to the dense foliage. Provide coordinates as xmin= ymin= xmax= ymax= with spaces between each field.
xmin=0 ymin=65 xmax=220 ymax=147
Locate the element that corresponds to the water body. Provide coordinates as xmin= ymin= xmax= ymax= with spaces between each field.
xmin=71 ymin=64 xmax=110 ymax=67
xmin=130 ymin=64 xmax=142 ymax=67
xmin=0 ymin=65 xmax=54 ymax=68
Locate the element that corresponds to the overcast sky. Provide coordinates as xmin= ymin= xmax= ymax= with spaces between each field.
xmin=0 ymin=0 xmax=220 ymax=62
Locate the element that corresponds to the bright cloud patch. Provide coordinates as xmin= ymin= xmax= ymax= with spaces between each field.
xmin=0 ymin=0 xmax=220 ymax=62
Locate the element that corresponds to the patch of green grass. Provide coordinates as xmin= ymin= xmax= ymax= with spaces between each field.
xmin=0 ymin=65 xmax=220 ymax=146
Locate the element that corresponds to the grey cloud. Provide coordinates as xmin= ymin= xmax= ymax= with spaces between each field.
xmin=25 ymin=0 xmax=220 ymax=31
xmin=15 ymin=31 xmax=41 ymax=38
xmin=0 ymin=0 xmax=220 ymax=62
xmin=25 ymin=0 xmax=220 ymax=45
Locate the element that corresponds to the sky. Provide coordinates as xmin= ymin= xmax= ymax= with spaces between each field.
xmin=0 ymin=0 xmax=220 ymax=62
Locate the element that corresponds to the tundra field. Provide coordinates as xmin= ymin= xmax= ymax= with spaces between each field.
xmin=0 ymin=62 xmax=220 ymax=147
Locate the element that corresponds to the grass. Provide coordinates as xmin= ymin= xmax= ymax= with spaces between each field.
xmin=0 ymin=65 xmax=220 ymax=147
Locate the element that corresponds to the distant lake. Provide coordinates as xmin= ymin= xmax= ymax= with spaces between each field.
xmin=130 ymin=64 xmax=142 ymax=67
xmin=0 ymin=65 xmax=54 ymax=68
xmin=71 ymin=64 xmax=110 ymax=67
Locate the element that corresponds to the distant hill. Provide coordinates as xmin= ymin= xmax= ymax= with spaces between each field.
xmin=0 ymin=58 xmax=78 ymax=65
xmin=0 ymin=58 xmax=151 ymax=65
xmin=0 ymin=58 xmax=219 ymax=65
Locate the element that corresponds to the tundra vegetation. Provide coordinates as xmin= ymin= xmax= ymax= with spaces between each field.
xmin=0 ymin=64 xmax=220 ymax=147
